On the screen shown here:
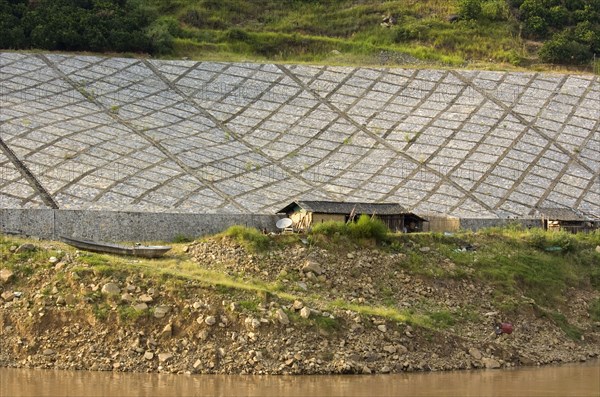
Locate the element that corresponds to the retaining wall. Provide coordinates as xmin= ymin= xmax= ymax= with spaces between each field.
xmin=459 ymin=218 xmax=543 ymax=231
xmin=0 ymin=209 xmax=546 ymax=242
xmin=0 ymin=209 xmax=279 ymax=242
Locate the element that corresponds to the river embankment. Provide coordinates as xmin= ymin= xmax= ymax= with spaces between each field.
xmin=1 ymin=227 xmax=599 ymax=374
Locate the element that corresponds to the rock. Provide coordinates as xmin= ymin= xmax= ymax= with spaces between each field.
xmin=153 ymin=305 xmax=171 ymax=319
xmin=54 ymin=262 xmax=65 ymax=271
xmin=133 ymin=303 xmax=148 ymax=311
xmin=303 ymin=260 xmax=324 ymax=275
xmin=48 ymin=257 xmax=58 ymax=264
xmin=121 ymin=293 xmax=135 ymax=303
xmin=193 ymin=359 xmax=202 ymax=369
xmin=144 ymin=351 xmax=154 ymax=360
xmin=347 ymin=253 xmax=355 ymax=259
xmin=276 ymin=309 xmax=290 ymax=325
xmin=161 ymin=323 xmax=172 ymax=337
xmin=245 ymin=317 xmax=261 ymax=330
xmin=300 ymin=307 xmax=311 ymax=319
xmin=43 ymin=349 xmax=55 ymax=356
xmin=15 ymin=244 xmax=36 ymax=253
xmin=297 ymin=281 xmax=308 ymax=291
xmin=419 ymin=247 xmax=431 ymax=253
xmin=192 ymin=302 xmax=202 ymax=310
xmin=158 ymin=353 xmax=173 ymax=363
xmin=292 ymin=300 xmax=304 ymax=311
xmin=482 ymin=357 xmax=501 ymax=369
xmin=138 ymin=294 xmax=153 ymax=303
xmin=381 ymin=366 xmax=391 ymax=373
xmin=596 ymin=245 xmax=600 ymax=254
xmin=101 ymin=283 xmax=120 ymax=295
xmin=383 ymin=345 xmax=396 ymax=354
xmin=469 ymin=347 xmax=483 ymax=360
xmin=56 ymin=296 xmax=66 ymax=305
xmin=0 ymin=269 xmax=14 ymax=283
xmin=447 ymin=14 xmax=460 ymax=23
xmin=230 ymin=302 xmax=239 ymax=311
xmin=330 ymin=50 xmax=341 ymax=55
xmin=205 ymin=316 xmax=217 ymax=326
xmin=1 ymin=291 xmax=14 ymax=301
xmin=377 ymin=324 xmax=387 ymax=333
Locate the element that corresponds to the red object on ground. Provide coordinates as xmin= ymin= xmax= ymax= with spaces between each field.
xmin=500 ymin=323 xmax=513 ymax=334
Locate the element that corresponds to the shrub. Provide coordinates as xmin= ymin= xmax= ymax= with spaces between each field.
xmin=526 ymin=228 xmax=578 ymax=252
xmin=539 ymin=31 xmax=592 ymax=64
xmin=311 ymin=220 xmax=348 ymax=237
xmin=457 ymin=0 xmax=483 ymax=20
xmin=348 ymin=214 xmax=390 ymax=242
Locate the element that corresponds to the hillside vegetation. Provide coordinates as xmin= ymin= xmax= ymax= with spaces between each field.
xmin=1 ymin=0 xmax=599 ymax=72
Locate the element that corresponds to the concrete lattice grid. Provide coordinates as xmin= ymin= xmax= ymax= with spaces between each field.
xmin=0 ymin=52 xmax=598 ymax=217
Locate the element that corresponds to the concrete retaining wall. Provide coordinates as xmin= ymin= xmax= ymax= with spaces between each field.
xmin=1 ymin=209 xmax=279 ymax=242
xmin=1 ymin=209 xmax=546 ymax=242
xmin=459 ymin=218 xmax=543 ymax=231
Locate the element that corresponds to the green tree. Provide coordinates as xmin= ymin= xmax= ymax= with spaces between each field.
xmin=539 ymin=30 xmax=592 ymax=63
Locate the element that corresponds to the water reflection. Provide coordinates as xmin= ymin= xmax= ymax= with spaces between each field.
xmin=1 ymin=362 xmax=598 ymax=397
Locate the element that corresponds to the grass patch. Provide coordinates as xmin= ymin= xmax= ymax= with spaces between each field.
xmin=221 ymin=225 xmax=270 ymax=252
xmin=542 ymin=310 xmax=583 ymax=341
xmin=310 ymin=214 xmax=390 ymax=247
xmin=287 ymin=310 xmax=342 ymax=334
xmin=118 ymin=305 xmax=150 ymax=323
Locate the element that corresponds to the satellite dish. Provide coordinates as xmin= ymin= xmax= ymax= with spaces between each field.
xmin=276 ymin=218 xmax=293 ymax=229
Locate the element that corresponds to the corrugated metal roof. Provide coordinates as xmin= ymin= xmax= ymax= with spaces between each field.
xmin=277 ymin=201 xmax=407 ymax=215
xmin=537 ymin=207 xmax=586 ymax=221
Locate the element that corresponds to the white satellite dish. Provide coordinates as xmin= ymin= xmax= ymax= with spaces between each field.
xmin=276 ymin=218 xmax=293 ymax=229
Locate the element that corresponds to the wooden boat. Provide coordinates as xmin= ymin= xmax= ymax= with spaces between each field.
xmin=60 ymin=236 xmax=171 ymax=258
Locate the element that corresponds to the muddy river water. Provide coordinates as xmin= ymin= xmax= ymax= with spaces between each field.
xmin=1 ymin=361 xmax=598 ymax=397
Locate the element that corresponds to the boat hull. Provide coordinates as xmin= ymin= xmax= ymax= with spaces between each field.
xmin=60 ymin=237 xmax=171 ymax=258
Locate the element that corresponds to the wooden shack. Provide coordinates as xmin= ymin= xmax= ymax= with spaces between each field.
xmin=536 ymin=207 xmax=592 ymax=233
xmin=276 ymin=201 xmax=427 ymax=233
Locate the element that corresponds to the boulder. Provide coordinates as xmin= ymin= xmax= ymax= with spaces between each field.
xmin=302 ymin=259 xmax=324 ymax=275
xmin=101 ymin=283 xmax=120 ymax=295
xmin=482 ymin=357 xmax=501 ymax=369
xmin=300 ymin=307 xmax=311 ymax=319
xmin=138 ymin=294 xmax=153 ymax=303
xmin=153 ymin=305 xmax=170 ymax=319
xmin=1 ymin=291 xmax=14 ymax=302
xmin=469 ymin=347 xmax=483 ymax=360
xmin=15 ymin=244 xmax=36 ymax=253
xmin=276 ymin=309 xmax=290 ymax=325
xmin=0 ymin=269 xmax=14 ymax=283
xmin=133 ymin=303 xmax=148 ymax=311
xmin=161 ymin=323 xmax=173 ymax=337
xmin=158 ymin=353 xmax=173 ymax=363
xmin=204 ymin=316 xmax=217 ymax=326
